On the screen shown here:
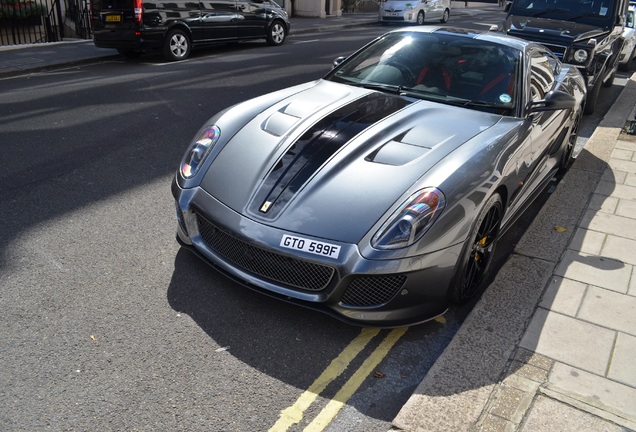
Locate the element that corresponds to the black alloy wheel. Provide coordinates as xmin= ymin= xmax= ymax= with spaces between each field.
xmin=449 ymin=193 xmax=503 ymax=303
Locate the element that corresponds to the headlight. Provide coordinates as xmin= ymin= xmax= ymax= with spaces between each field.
xmin=372 ymin=188 xmax=446 ymax=250
xmin=180 ymin=125 xmax=221 ymax=179
xmin=571 ymin=49 xmax=589 ymax=64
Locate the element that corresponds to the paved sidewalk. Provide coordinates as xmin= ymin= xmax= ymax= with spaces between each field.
xmin=393 ymin=75 xmax=636 ymax=431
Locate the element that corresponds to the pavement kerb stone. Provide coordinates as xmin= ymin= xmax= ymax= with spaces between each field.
xmin=392 ymin=73 xmax=636 ymax=432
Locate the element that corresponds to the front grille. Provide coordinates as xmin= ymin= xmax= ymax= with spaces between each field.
xmin=195 ymin=213 xmax=335 ymax=291
xmin=382 ymin=16 xmax=405 ymax=21
xmin=340 ymin=275 xmax=407 ymax=307
xmin=541 ymin=43 xmax=567 ymax=60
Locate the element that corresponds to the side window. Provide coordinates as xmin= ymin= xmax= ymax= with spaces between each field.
xmin=628 ymin=10 xmax=634 ymax=28
xmin=529 ymin=48 xmax=556 ymax=101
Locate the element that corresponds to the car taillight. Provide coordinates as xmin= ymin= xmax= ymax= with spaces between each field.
xmin=133 ymin=0 xmax=142 ymax=22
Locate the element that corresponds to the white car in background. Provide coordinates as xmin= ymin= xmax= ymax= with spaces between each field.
xmin=619 ymin=3 xmax=636 ymax=70
xmin=378 ymin=0 xmax=451 ymax=25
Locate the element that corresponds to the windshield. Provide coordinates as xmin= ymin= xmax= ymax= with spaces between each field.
xmin=509 ymin=0 xmax=617 ymax=27
xmin=326 ymin=32 xmax=520 ymax=113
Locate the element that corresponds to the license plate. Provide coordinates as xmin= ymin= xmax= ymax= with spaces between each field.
xmin=385 ymin=12 xmax=400 ymax=16
xmin=280 ymin=235 xmax=341 ymax=259
xmin=105 ymin=15 xmax=121 ymax=22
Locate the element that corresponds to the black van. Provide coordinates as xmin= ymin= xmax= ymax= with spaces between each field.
xmin=91 ymin=0 xmax=291 ymax=61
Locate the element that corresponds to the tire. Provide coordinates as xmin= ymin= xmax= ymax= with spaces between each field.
xmin=117 ymin=49 xmax=142 ymax=59
xmin=440 ymin=9 xmax=449 ymax=23
xmin=417 ymin=11 xmax=425 ymax=25
xmin=603 ymin=68 xmax=616 ymax=87
xmin=448 ymin=193 xmax=503 ymax=304
xmin=266 ymin=20 xmax=286 ymax=46
xmin=559 ymin=109 xmax=582 ymax=173
xmin=584 ymin=75 xmax=602 ymax=115
xmin=163 ymin=29 xmax=191 ymax=62
xmin=619 ymin=47 xmax=635 ymax=71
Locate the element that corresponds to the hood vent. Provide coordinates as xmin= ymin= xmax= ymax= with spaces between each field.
xmin=251 ymin=92 xmax=412 ymax=219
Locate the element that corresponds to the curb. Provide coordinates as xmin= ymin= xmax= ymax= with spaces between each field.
xmin=392 ymin=72 xmax=636 ymax=431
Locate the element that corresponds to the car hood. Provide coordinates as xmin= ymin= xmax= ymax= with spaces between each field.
xmin=200 ymin=80 xmax=502 ymax=243
xmin=504 ymin=16 xmax=609 ymax=43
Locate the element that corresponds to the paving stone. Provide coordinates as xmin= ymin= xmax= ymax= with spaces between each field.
xmin=490 ymin=385 xmax=527 ymax=420
xmin=601 ymin=235 xmax=636 ymax=266
xmin=588 ymin=194 xmax=619 ymax=214
xmin=608 ymin=332 xmax=636 ymax=387
xmin=630 ymin=267 xmax=636 ymax=297
xmin=539 ymin=277 xmax=586 ymax=317
xmin=580 ymin=211 xmax=636 ymax=242
xmin=616 ymin=198 xmax=636 ymax=219
xmin=520 ymin=308 xmax=615 ymax=375
xmin=578 ymin=286 xmax=636 ymax=336
xmin=616 ymin=139 xmax=636 ymax=152
xmin=513 ymin=349 xmax=554 ymax=371
xmin=549 ymin=362 xmax=636 ymax=418
xmin=520 ymin=395 xmax=623 ymax=432
xmin=601 ymin=168 xmax=627 ymax=184
xmin=626 ymin=172 xmax=636 ymax=187
xmin=555 ymin=249 xmax=632 ymax=293
xmin=594 ymin=182 xmax=636 ymax=202
xmin=509 ymin=361 xmax=549 ymax=383
xmin=609 ymin=158 xmax=636 ymax=175
xmin=479 ymin=413 xmax=515 ymax=432
xmin=611 ymin=148 xmax=634 ymax=161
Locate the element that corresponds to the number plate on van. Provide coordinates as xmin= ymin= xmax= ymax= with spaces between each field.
xmin=105 ymin=15 xmax=121 ymax=22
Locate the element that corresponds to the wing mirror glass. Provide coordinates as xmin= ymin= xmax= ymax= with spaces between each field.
xmin=333 ymin=56 xmax=347 ymax=68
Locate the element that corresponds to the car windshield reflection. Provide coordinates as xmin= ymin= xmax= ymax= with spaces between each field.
xmin=327 ymin=32 xmax=520 ymax=114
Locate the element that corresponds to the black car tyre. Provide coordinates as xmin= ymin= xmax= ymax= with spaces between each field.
xmin=267 ymin=20 xmax=287 ymax=46
xmin=559 ymin=109 xmax=582 ymax=173
xmin=417 ymin=11 xmax=425 ymax=25
xmin=440 ymin=9 xmax=449 ymax=23
xmin=163 ymin=29 xmax=191 ymax=61
xmin=619 ymin=47 xmax=635 ymax=71
xmin=448 ymin=193 xmax=503 ymax=303
xmin=603 ymin=68 xmax=616 ymax=87
xmin=584 ymin=73 xmax=603 ymax=115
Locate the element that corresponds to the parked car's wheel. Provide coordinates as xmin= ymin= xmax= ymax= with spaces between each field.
xmin=417 ymin=11 xmax=425 ymax=25
xmin=619 ymin=47 xmax=636 ymax=71
xmin=440 ymin=8 xmax=450 ymax=23
xmin=584 ymin=73 xmax=603 ymax=115
xmin=448 ymin=193 xmax=503 ymax=303
xmin=163 ymin=29 xmax=191 ymax=61
xmin=559 ymin=109 xmax=582 ymax=173
xmin=603 ymin=68 xmax=616 ymax=87
xmin=267 ymin=20 xmax=287 ymax=46
xmin=117 ymin=49 xmax=142 ymax=59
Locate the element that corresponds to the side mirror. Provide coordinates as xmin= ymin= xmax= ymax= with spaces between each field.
xmin=530 ymin=90 xmax=576 ymax=112
xmin=333 ymin=56 xmax=347 ymax=68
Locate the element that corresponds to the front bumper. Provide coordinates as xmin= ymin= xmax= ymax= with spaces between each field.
xmin=172 ymin=179 xmax=461 ymax=327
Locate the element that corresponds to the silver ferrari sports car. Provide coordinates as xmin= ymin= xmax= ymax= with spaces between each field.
xmin=172 ymin=27 xmax=586 ymax=327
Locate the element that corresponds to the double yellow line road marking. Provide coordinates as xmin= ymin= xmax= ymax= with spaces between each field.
xmin=269 ymin=327 xmax=409 ymax=432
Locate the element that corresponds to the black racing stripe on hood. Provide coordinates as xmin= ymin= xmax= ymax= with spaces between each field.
xmin=250 ymin=92 xmax=412 ymax=219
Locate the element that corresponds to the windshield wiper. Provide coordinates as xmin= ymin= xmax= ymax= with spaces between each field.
xmin=356 ymin=82 xmax=403 ymax=94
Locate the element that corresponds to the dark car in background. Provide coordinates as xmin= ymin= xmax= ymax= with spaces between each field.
xmin=91 ymin=0 xmax=290 ymax=61
xmin=502 ymin=0 xmax=628 ymax=114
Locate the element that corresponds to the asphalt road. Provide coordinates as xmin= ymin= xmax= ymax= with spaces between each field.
xmin=0 ymin=14 xmax=628 ymax=431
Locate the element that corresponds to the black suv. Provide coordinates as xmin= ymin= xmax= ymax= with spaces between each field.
xmin=503 ymin=0 xmax=628 ymax=114
xmin=91 ymin=0 xmax=290 ymax=61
